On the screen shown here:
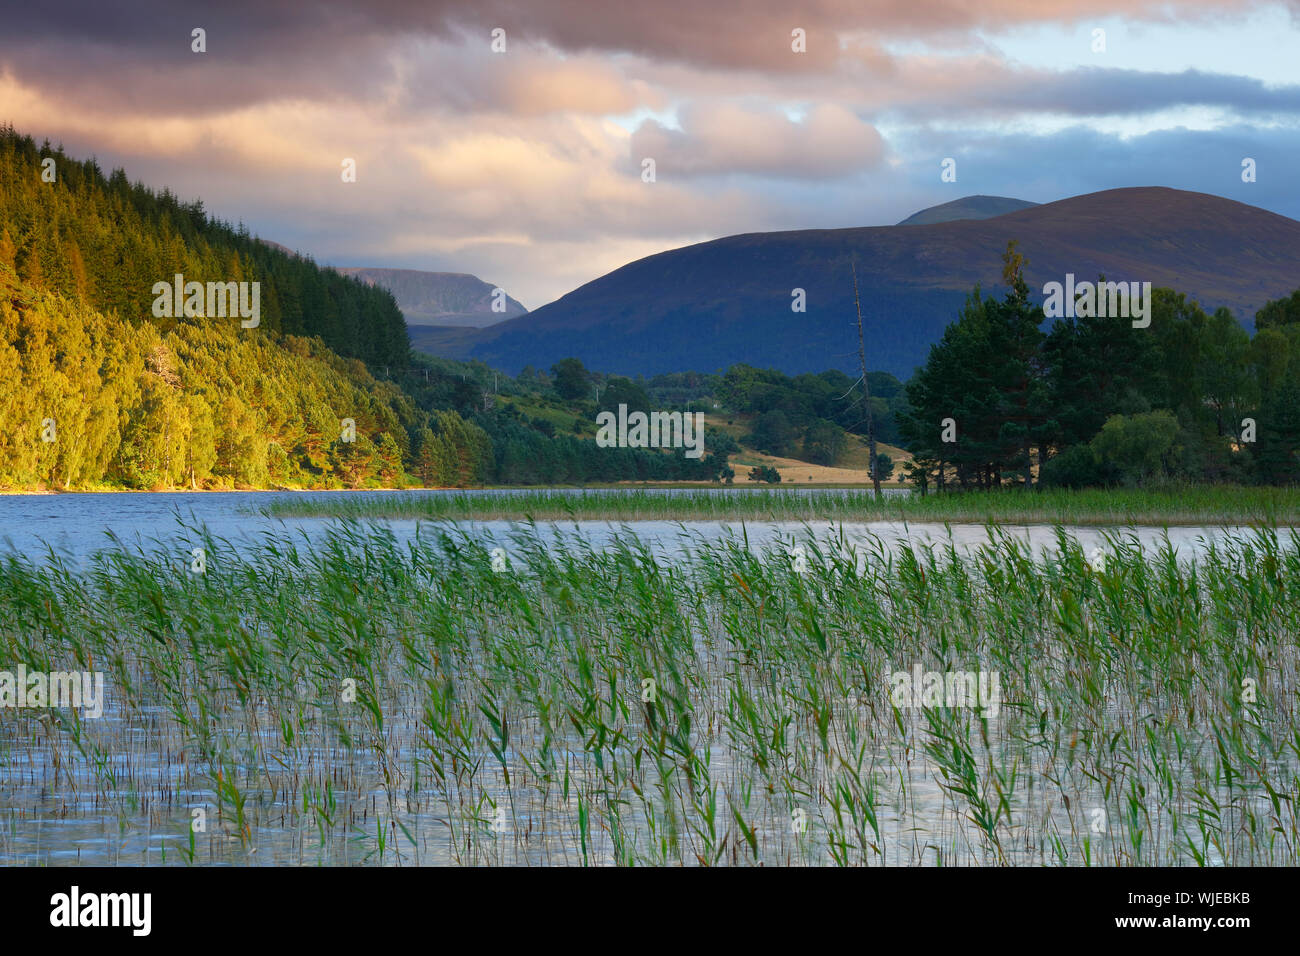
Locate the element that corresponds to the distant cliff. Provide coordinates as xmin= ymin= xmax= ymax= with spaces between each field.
xmin=337 ymin=268 xmax=527 ymax=328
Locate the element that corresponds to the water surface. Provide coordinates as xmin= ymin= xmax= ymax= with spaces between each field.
xmin=0 ymin=489 xmax=1285 ymax=564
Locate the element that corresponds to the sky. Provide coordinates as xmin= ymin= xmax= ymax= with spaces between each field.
xmin=2 ymin=1 xmax=1298 ymax=310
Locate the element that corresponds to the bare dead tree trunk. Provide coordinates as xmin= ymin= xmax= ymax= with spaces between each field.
xmin=852 ymin=258 xmax=882 ymax=499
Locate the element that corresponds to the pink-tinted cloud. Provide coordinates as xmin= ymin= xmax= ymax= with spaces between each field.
xmin=0 ymin=0 xmax=1291 ymax=311
xmin=631 ymin=103 xmax=887 ymax=178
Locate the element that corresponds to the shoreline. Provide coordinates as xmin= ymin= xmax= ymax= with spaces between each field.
xmin=251 ymin=486 xmax=1300 ymax=528
xmin=9 ymin=485 xmax=1300 ymax=529
xmin=0 ymin=482 xmax=910 ymax=496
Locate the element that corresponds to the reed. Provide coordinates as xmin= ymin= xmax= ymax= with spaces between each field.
xmin=0 ymin=518 xmax=1296 ymax=865
xmin=259 ymin=484 xmax=1300 ymax=526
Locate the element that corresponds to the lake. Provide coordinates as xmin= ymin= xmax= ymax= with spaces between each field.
xmin=1 ymin=489 xmax=1294 ymax=867
xmin=0 ymin=489 xmax=1281 ymax=565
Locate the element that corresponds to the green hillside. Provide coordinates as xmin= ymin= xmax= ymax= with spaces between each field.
xmin=0 ymin=126 xmax=909 ymax=491
xmin=0 ymin=124 xmax=408 ymax=368
xmin=0 ymin=264 xmax=497 ymax=490
xmin=0 ymin=126 xmax=492 ymax=490
xmin=0 ymin=128 xmax=742 ymax=490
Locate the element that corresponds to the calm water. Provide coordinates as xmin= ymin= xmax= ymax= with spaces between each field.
xmin=0 ymin=489 xmax=1291 ymax=866
xmin=0 ymin=488 xmax=1280 ymax=564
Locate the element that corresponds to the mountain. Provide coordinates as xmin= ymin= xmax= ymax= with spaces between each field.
xmin=444 ymin=187 xmax=1300 ymax=379
xmin=337 ymin=267 xmax=527 ymax=328
xmin=897 ymin=195 xmax=1039 ymax=225
xmin=407 ymin=324 xmax=483 ymax=359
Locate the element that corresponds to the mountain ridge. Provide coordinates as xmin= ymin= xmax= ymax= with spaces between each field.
xmin=896 ymin=195 xmax=1040 ymax=225
xmin=437 ymin=187 xmax=1300 ymax=378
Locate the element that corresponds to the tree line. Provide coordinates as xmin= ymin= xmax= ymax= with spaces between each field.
xmin=0 ymin=125 xmax=409 ymax=369
xmin=27 ymin=124 xmax=1294 ymax=492
xmin=1 ymin=264 xmax=742 ymax=490
xmin=1 ymin=126 xmax=745 ymax=489
xmin=900 ymin=243 xmax=1300 ymax=490
xmin=0 ymin=267 xmax=484 ymax=489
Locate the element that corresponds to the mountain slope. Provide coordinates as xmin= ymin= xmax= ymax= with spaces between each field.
xmin=0 ymin=126 xmax=409 ymax=368
xmin=897 ymin=195 xmax=1039 ymax=225
xmin=455 ymin=187 xmax=1300 ymax=378
xmin=338 ymin=267 xmax=526 ymax=327
xmin=0 ymin=126 xmax=505 ymax=491
xmin=0 ymin=264 xmax=430 ymax=490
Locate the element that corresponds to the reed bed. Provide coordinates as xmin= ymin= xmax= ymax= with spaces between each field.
xmin=0 ymin=519 xmax=1297 ymax=866
xmin=260 ymin=485 xmax=1300 ymax=526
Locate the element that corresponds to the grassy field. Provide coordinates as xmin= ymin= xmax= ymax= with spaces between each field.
xmin=704 ymin=414 xmax=912 ymax=485
xmin=0 ymin=520 xmax=1296 ymax=865
xmin=259 ymin=484 xmax=1300 ymax=526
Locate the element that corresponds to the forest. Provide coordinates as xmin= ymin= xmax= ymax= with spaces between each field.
xmin=714 ymin=364 xmax=905 ymax=463
xmin=0 ymin=125 xmax=409 ymax=368
xmin=900 ymin=243 xmax=1300 ymax=490
xmin=0 ymin=127 xmax=731 ymax=490
xmin=6 ymin=125 xmax=1298 ymax=492
xmin=0 ymin=265 xmax=732 ymax=490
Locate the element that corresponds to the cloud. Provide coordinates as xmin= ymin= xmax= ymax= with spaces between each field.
xmin=888 ymin=122 xmax=1300 ymax=222
xmin=0 ymin=2 xmax=1271 ymax=111
xmin=0 ymin=0 xmax=1294 ymax=311
xmin=630 ymin=102 xmax=886 ymax=179
xmin=904 ymin=67 xmax=1300 ymax=120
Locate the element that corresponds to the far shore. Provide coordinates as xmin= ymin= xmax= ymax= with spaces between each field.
xmin=254 ymin=485 xmax=1300 ymax=527
xmin=0 ymin=481 xmax=908 ymax=495
xmin=12 ymin=484 xmax=1300 ymax=530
